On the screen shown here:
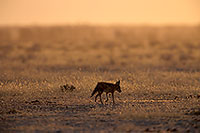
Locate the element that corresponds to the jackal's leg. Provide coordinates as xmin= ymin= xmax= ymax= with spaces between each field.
xmin=99 ymin=93 xmax=103 ymax=104
xmin=95 ymin=94 xmax=99 ymax=102
xmin=112 ymin=92 xmax=115 ymax=104
xmin=105 ymin=93 xmax=109 ymax=102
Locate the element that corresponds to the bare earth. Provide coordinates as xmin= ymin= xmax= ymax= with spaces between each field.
xmin=0 ymin=26 xmax=200 ymax=132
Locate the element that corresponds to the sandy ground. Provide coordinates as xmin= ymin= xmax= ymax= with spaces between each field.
xmin=0 ymin=26 xmax=200 ymax=132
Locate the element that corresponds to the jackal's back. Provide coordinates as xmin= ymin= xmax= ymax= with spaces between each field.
xmin=97 ymin=82 xmax=117 ymax=93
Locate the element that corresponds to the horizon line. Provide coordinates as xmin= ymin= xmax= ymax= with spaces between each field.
xmin=0 ymin=22 xmax=200 ymax=27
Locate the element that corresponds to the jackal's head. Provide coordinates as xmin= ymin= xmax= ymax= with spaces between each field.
xmin=116 ymin=80 xmax=122 ymax=93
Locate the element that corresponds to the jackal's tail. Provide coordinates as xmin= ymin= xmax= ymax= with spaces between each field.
xmin=90 ymin=85 xmax=98 ymax=97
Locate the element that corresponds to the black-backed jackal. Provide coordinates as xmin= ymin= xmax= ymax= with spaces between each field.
xmin=90 ymin=80 xmax=121 ymax=104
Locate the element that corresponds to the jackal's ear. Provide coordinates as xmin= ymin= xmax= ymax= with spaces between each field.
xmin=116 ymin=80 xmax=120 ymax=85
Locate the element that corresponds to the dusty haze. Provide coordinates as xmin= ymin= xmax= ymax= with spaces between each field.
xmin=0 ymin=0 xmax=200 ymax=26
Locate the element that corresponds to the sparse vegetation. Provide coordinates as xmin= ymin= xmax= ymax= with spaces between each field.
xmin=60 ymin=83 xmax=76 ymax=92
xmin=0 ymin=25 xmax=200 ymax=132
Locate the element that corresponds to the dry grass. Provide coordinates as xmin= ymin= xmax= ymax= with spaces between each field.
xmin=0 ymin=25 xmax=200 ymax=132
